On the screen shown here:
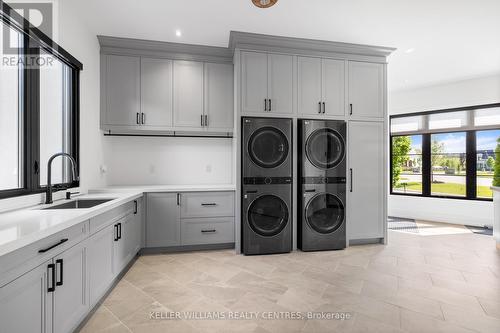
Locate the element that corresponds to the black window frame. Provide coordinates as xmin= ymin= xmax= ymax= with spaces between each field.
xmin=0 ymin=1 xmax=82 ymax=199
xmin=390 ymin=103 xmax=500 ymax=202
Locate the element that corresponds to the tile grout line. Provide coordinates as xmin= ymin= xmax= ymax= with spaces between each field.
xmin=102 ymin=304 xmax=134 ymax=333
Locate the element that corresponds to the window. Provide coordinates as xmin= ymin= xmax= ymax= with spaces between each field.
xmin=0 ymin=24 xmax=22 ymax=192
xmin=430 ymin=132 xmax=466 ymax=197
xmin=392 ymin=135 xmax=422 ymax=194
xmin=390 ymin=103 xmax=500 ymax=201
xmin=0 ymin=3 xmax=82 ymax=199
xmin=476 ymin=130 xmax=500 ymax=198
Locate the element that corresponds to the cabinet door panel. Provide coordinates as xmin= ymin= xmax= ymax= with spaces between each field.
xmin=298 ymin=56 xmax=322 ymax=115
xmin=322 ymin=59 xmax=345 ymax=117
xmin=141 ymin=58 xmax=173 ymax=127
xmin=53 ymin=242 xmax=88 ymax=333
xmin=348 ymin=61 xmax=384 ymax=119
xmin=105 ymin=55 xmax=140 ymax=126
xmin=114 ymin=215 xmax=135 ymax=273
xmin=88 ymin=224 xmax=114 ymax=307
xmin=204 ymin=62 xmax=234 ymax=131
xmin=268 ymin=53 xmax=293 ymax=114
xmin=348 ymin=121 xmax=385 ymax=240
xmin=241 ymin=51 xmax=268 ymax=114
xmin=0 ymin=262 xmax=51 ymax=333
xmin=173 ymin=61 xmax=204 ymax=128
xmin=146 ymin=193 xmax=180 ymax=247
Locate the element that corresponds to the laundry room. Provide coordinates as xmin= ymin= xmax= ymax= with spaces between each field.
xmin=0 ymin=1 xmax=499 ymax=333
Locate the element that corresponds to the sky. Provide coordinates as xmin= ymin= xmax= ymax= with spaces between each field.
xmin=406 ymin=130 xmax=500 ymax=154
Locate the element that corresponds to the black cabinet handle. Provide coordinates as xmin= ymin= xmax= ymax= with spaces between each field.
xmin=177 ymin=193 xmax=180 ymax=206
xmin=264 ymin=99 xmax=267 ymax=111
xmin=38 ymin=238 xmax=68 ymax=253
xmin=318 ymin=102 xmax=321 ymax=114
xmin=201 ymin=203 xmax=217 ymax=206
xmin=134 ymin=200 xmax=138 ymax=214
xmin=323 ymin=102 xmax=326 ymax=114
xmin=141 ymin=113 xmax=146 ymax=125
xmin=201 ymin=229 xmax=216 ymax=233
xmin=201 ymin=115 xmax=204 ymax=126
xmin=269 ymin=99 xmax=272 ymax=111
xmin=56 ymin=259 xmax=63 ymax=286
xmin=350 ymin=168 xmax=353 ymax=192
xmin=118 ymin=223 xmax=122 ymax=240
xmin=349 ymin=103 xmax=353 ymax=116
xmin=114 ymin=224 xmax=119 ymax=241
xmin=47 ymin=263 xmax=56 ymax=292
xmin=136 ymin=112 xmax=140 ymax=125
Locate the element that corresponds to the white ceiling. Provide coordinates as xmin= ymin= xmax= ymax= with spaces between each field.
xmin=70 ymin=0 xmax=500 ymax=91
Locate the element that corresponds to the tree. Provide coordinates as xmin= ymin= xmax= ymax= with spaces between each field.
xmin=487 ymin=156 xmax=495 ymax=171
xmin=392 ymin=136 xmax=411 ymax=187
xmin=431 ymin=140 xmax=445 ymax=182
xmin=493 ymin=138 xmax=500 ymax=186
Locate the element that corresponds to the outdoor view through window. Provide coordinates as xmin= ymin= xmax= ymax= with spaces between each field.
xmin=391 ymin=106 xmax=500 ymax=200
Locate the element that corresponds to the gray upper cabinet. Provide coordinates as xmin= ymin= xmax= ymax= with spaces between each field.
xmin=268 ymin=53 xmax=293 ymax=115
xmin=140 ymin=58 xmax=173 ymax=127
xmin=297 ymin=57 xmax=322 ymax=115
xmin=173 ymin=60 xmax=205 ymax=129
xmin=298 ymin=56 xmax=344 ymax=116
xmin=104 ymin=55 xmax=140 ymax=126
xmin=241 ymin=51 xmax=293 ymax=115
xmin=241 ymin=51 xmax=268 ymax=114
xmin=204 ymin=62 xmax=234 ymax=132
xmin=348 ymin=61 xmax=384 ymax=119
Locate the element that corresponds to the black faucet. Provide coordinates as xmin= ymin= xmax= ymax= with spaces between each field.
xmin=46 ymin=153 xmax=79 ymax=204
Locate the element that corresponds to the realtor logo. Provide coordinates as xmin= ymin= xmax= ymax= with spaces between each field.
xmin=2 ymin=1 xmax=54 ymax=54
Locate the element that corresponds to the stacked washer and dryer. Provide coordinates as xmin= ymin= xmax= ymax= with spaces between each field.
xmin=298 ymin=120 xmax=347 ymax=251
xmin=242 ymin=117 xmax=293 ymax=255
xmin=241 ymin=117 xmax=347 ymax=255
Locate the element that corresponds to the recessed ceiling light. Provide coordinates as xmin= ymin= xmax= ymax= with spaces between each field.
xmin=252 ymin=0 xmax=278 ymax=8
xmin=405 ymin=48 xmax=415 ymax=54
xmin=175 ymin=29 xmax=182 ymax=37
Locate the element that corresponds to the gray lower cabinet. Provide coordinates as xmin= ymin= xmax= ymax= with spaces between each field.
xmin=0 ymin=260 xmax=52 ymax=333
xmin=88 ymin=223 xmax=115 ymax=307
xmin=53 ymin=242 xmax=88 ymax=333
xmin=146 ymin=191 xmax=235 ymax=248
xmin=146 ymin=193 xmax=181 ymax=247
xmin=181 ymin=217 xmax=234 ymax=245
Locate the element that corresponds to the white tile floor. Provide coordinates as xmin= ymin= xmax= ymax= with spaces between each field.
xmin=80 ymin=222 xmax=500 ymax=333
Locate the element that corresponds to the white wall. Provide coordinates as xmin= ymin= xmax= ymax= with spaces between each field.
xmin=102 ymin=136 xmax=233 ymax=186
xmin=388 ymin=74 xmax=500 ymax=227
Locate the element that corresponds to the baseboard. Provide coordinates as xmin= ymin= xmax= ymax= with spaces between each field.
xmin=140 ymin=243 xmax=235 ymax=255
xmin=348 ymin=238 xmax=384 ymax=246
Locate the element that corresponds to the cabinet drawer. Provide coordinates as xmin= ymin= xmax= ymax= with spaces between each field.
xmin=180 ymin=192 xmax=234 ymax=218
xmin=181 ymin=217 xmax=234 ymax=245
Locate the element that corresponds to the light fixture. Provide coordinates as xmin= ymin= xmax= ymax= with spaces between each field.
xmin=252 ymin=0 xmax=278 ymax=8
xmin=175 ymin=29 xmax=182 ymax=37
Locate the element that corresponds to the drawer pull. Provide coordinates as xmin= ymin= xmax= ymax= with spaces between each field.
xmin=201 ymin=229 xmax=217 ymax=233
xmin=201 ymin=203 xmax=217 ymax=207
xmin=38 ymin=238 xmax=68 ymax=253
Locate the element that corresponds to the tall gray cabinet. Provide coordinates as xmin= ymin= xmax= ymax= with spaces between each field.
xmin=230 ymin=31 xmax=394 ymax=251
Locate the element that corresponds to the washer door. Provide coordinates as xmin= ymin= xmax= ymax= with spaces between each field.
xmin=248 ymin=195 xmax=289 ymax=237
xmin=248 ymin=127 xmax=289 ymax=168
xmin=306 ymin=193 xmax=344 ymax=234
xmin=305 ymin=128 xmax=345 ymax=169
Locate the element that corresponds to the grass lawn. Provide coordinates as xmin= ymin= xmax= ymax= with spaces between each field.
xmin=394 ymin=182 xmax=492 ymax=198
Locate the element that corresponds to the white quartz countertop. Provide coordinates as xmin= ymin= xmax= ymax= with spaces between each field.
xmin=90 ymin=184 xmax=236 ymax=193
xmin=0 ymin=191 xmax=143 ymax=257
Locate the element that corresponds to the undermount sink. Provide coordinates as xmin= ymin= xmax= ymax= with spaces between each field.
xmin=42 ymin=199 xmax=115 ymax=210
